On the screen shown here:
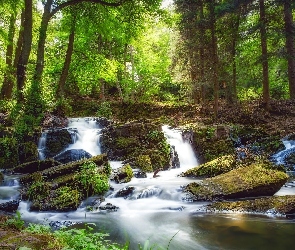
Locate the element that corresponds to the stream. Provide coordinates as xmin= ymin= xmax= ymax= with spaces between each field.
xmin=1 ymin=118 xmax=295 ymax=249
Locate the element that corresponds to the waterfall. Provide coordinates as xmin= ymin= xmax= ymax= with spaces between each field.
xmin=37 ymin=132 xmax=47 ymax=160
xmin=162 ymin=125 xmax=199 ymax=170
xmin=272 ymin=139 xmax=295 ymax=168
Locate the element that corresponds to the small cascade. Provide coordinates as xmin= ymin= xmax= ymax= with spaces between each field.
xmin=37 ymin=118 xmax=103 ymax=161
xmin=37 ymin=132 xmax=47 ymax=160
xmin=162 ymin=125 xmax=199 ymax=170
xmin=0 ymin=174 xmax=20 ymax=201
xmin=272 ymin=139 xmax=295 ymax=169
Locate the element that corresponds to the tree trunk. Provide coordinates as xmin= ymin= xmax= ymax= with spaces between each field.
xmin=33 ymin=0 xmax=52 ymax=85
xmin=16 ymin=0 xmax=32 ymax=102
xmin=283 ymin=0 xmax=295 ymax=99
xmin=199 ymin=0 xmax=206 ymax=104
xmin=57 ymin=16 xmax=76 ymax=98
xmin=1 ymin=13 xmax=16 ymax=99
xmin=231 ymin=9 xmax=241 ymax=104
xmin=259 ymin=0 xmax=270 ymax=108
xmin=209 ymin=0 xmax=219 ymax=119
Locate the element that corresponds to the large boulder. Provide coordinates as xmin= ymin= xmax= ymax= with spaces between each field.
xmin=100 ymin=121 xmax=171 ymax=171
xmin=206 ymin=195 xmax=295 ymax=217
xmin=43 ymin=129 xmax=72 ymax=158
xmin=185 ymin=162 xmax=288 ymax=201
xmin=53 ymin=149 xmax=92 ymax=164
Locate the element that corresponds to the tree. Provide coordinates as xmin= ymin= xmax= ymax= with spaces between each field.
xmin=259 ymin=0 xmax=270 ymax=108
xmin=283 ymin=0 xmax=295 ymax=99
xmin=16 ymin=0 xmax=32 ymax=102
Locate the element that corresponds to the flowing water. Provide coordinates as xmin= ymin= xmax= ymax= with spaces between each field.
xmin=1 ymin=119 xmax=295 ymax=249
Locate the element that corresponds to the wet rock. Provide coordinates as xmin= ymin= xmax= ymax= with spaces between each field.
xmin=0 ymin=200 xmax=20 ymax=213
xmin=170 ymin=145 xmax=180 ymax=168
xmin=134 ymin=171 xmax=147 ymax=178
xmin=185 ymin=161 xmax=288 ymax=201
xmin=49 ymin=220 xmax=81 ymax=230
xmin=99 ymin=203 xmax=119 ymax=212
xmin=0 ymin=172 xmax=3 ymax=183
xmin=83 ymin=197 xmax=105 ymax=211
xmin=114 ymin=186 xmax=135 ymax=198
xmin=54 ymin=149 xmax=92 ymax=164
xmin=43 ymin=129 xmax=73 ymax=158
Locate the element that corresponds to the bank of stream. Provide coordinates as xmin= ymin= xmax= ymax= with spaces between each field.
xmin=1 ymin=118 xmax=295 ymax=249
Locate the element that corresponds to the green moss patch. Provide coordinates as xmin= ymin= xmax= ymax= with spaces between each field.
xmin=182 ymin=155 xmax=237 ymax=178
xmin=12 ymin=159 xmax=61 ymax=174
xmin=185 ymin=162 xmax=288 ymax=201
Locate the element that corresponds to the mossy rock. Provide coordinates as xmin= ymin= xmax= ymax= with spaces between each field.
xmin=185 ymin=162 xmax=288 ymax=201
xmin=135 ymin=155 xmax=153 ymax=172
xmin=44 ymin=129 xmax=72 ymax=158
xmin=191 ymin=126 xmax=235 ymax=163
xmin=0 ymin=137 xmax=18 ymax=168
xmin=206 ymin=195 xmax=295 ymax=216
xmin=285 ymin=153 xmax=295 ymax=165
xmin=12 ymin=159 xmax=61 ymax=174
xmin=182 ymin=155 xmax=237 ymax=178
xmin=18 ymin=141 xmax=38 ymax=164
xmin=111 ymin=164 xmax=134 ymax=183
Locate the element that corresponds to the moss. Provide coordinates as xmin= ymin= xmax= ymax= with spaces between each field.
xmin=0 ymin=137 xmax=18 ymax=168
xmin=191 ymin=126 xmax=235 ymax=163
xmin=50 ymin=186 xmax=81 ymax=211
xmin=207 ymin=195 xmax=295 ymax=216
xmin=18 ymin=141 xmax=38 ymax=164
xmin=185 ymin=161 xmax=288 ymax=201
xmin=113 ymin=164 xmax=134 ymax=184
xmin=182 ymin=155 xmax=237 ymax=178
xmin=135 ymin=155 xmax=153 ymax=172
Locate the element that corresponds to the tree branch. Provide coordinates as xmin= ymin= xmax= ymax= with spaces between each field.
xmin=50 ymin=0 xmax=128 ymax=18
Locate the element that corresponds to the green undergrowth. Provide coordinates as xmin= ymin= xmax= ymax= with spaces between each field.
xmin=0 ymin=214 xmax=170 ymax=250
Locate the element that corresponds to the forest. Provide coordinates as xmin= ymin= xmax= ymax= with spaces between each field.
xmin=0 ymin=0 xmax=295 ymax=249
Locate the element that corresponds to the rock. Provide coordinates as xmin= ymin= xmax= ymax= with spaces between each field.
xmin=185 ymin=162 xmax=288 ymax=201
xmin=99 ymin=203 xmax=119 ymax=212
xmin=111 ymin=164 xmax=134 ymax=184
xmin=42 ymin=112 xmax=68 ymax=128
xmin=43 ymin=129 xmax=73 ymax=158
xmin=0 ymin=172 xmax=3 ymax=183
xmin=100 ymin=122 xmax=170 ymax=170
xmin=206 ymin=195 xmax=295 ymax=217
xmin=181 ymin=155 xmax=237 ymax=178
xmin=134 ymin=171 xmax=147 ymax=178
xmin=54 ymin=149 xmax=92 ymax=164
xmin=49 ymin=220 xmax=81 ymax=230
xmin=0 ymin=200 xmax=20 ymax=213
xmin=114 ymin=186 xmax=135 ymax=198
xmin=170 ymin=145 xmax=180 ymax=168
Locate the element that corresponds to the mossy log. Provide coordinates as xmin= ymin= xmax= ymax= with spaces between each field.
xmin=11 ymin=159 xmax=61 ymax=174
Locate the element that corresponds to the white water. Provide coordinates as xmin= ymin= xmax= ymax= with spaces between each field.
xmin=3 ymin=120 xmax=295 ymax=249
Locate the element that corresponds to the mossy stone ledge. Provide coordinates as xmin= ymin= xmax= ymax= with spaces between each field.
xmin=185 ymin=162 xmax=289 ymax=201
xmin=206 ymin=195 xmax=295 ymax=216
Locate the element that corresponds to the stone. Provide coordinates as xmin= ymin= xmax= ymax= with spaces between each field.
xmin=54 ymin=149 xmax=92 ymax=164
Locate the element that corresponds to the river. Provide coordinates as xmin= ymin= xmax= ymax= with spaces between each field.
xmin=1 ymin=118 xmax=295 ymax=249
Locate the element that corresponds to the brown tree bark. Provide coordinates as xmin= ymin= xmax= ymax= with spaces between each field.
xmin=1 ymin=12 xmax=16 ymax=99
xmin=57 ymin=16 xmax=76 ymax=97
xmin=16 ymin=0 xmax=32 ymax=102
xmin=259 ymin=0 xmax=270 ymax=108
xmin=283 ymin=0 xmax=295 ymax=99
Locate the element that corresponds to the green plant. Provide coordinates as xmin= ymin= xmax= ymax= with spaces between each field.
xmin=5 ymin=211 xmax=25 ymax=230
xmin=24 ymin=223 xmax=52 ymax=234
xmin=78 ymin=161 xmax=110 ymax=197
xmin=27 ymin=179 xmax=50 ymax=201
xmin=52 ymin=186 xmax=81 ymax=210
xmin=96 ymin=101 xmax=113 ymax=119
